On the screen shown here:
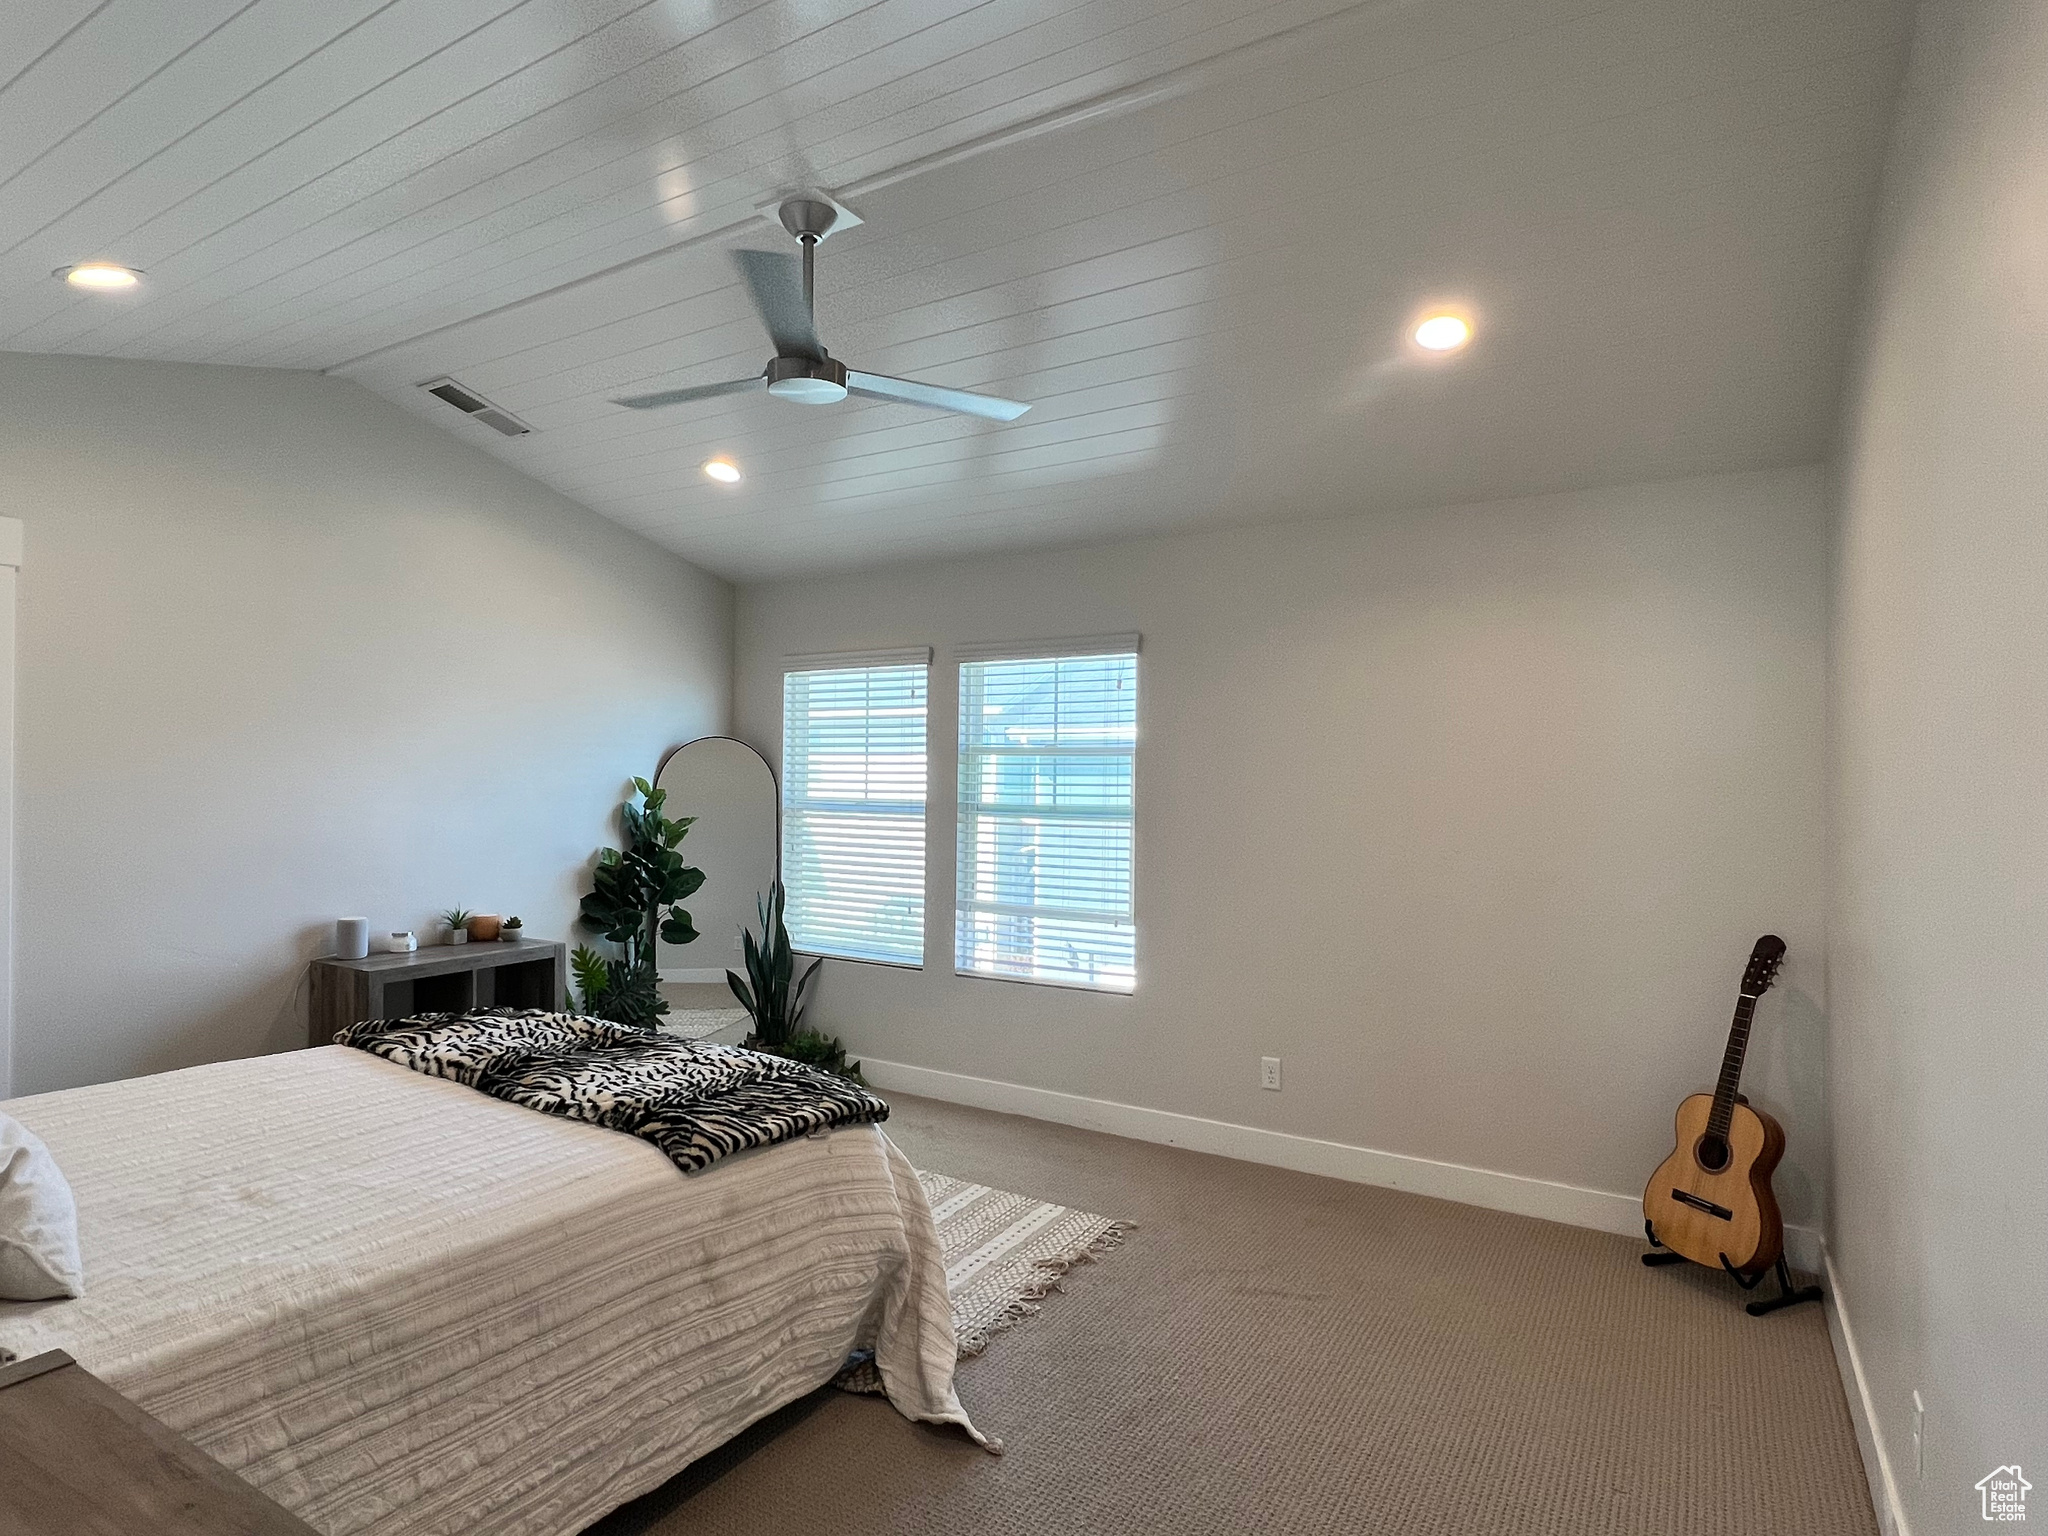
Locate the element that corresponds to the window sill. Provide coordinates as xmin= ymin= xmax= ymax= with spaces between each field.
xmin=953 ymin=968 xmax=1133 ymax=996
xmin=794 ymin=951 xmax=924 ymax=973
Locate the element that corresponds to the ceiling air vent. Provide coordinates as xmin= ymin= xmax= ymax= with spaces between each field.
xmin=419 ymin=376 xmax=532 ymax=436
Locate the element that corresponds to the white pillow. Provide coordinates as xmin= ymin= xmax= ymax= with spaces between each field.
xmin=0 ymin=1112 xmax=83 ymax=1300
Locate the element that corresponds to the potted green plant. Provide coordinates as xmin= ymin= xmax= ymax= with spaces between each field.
xmin=442 ymin=908 xmax=472 ymax=946
xmin=501 ymin=916 xmax=524 ymax=942
xmin=570 ymin=777 xmax=704 ymax=1027
xmin=728 ymin=880 xmax=864 ymax=1083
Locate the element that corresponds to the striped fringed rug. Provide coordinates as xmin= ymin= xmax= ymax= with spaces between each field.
xmin=838 ymin=1170 xmax=1130 ymax=1392
xmin=922 ymin=1171 xmax=1132 ymax=1356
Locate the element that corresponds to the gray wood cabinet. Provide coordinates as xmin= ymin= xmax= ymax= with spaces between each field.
xmin=0 ymin=1349 xmax=320 ymax=1536
xmin=308 ymin=939 xmax=568 ymax=1046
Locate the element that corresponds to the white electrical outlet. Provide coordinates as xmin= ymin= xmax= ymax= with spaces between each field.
xmin=1260 ymin=1056 xmax=1282 ymax=1091
xmin=1912 ymin=1390 xmax=1925 ymax=1480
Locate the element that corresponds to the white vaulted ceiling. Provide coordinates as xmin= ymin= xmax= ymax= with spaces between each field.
xmin=1 ymin=0 xmax=1914 ymax=579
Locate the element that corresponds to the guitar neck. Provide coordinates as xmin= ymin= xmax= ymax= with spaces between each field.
xmin=1706 ymin=993 xmax=1760 ymax=1135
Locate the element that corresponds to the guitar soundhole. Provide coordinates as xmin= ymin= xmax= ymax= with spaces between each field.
xmin=1694 ymin=1134 xmax=1731 ymax=1173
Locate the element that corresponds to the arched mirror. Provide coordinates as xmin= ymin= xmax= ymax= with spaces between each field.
xmin=655 ymin=736 xmax=778 ymax=983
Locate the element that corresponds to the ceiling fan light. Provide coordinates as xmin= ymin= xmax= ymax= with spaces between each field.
xmin=766 ymin=374 xmax=848 ymax=405
xmin=765 ymin=354 xmax=848 ymax=405
xmin=702 ymin=459 xmax=742 ymax=483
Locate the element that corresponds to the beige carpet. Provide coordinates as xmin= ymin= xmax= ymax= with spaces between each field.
xmin=652 ymin=1008 xmax=749 ymax=1042
xmin=590 ymin=1094 xmax=1877 ymax=1536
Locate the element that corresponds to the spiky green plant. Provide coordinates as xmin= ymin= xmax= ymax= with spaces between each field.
xmin=727 ymin=881 xmax=818 ymax=1052
xmin=727 ymin=883 xmax=863 ymax=1082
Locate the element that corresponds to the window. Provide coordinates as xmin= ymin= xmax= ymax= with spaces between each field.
xmin=956 ymin=640 xmax=1138 ymax=991
xmin=781 ymin=653 xmax=929 ymax=965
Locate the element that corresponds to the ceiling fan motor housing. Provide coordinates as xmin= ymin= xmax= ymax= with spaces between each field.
xmin=778 ymin=197 xmax=841 ymax=243
xmin=766 ymin=354 xmax=848 ymax=404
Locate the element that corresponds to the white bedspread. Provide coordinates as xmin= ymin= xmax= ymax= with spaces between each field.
xmin=0 ymin=1046 xmax=977 ymax=1535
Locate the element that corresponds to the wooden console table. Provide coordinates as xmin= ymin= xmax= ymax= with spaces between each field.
xmin=0 ymin=1350 xmax=319 ymax=1535
xmin=309 ymin=939 xmax=567 ymax=1046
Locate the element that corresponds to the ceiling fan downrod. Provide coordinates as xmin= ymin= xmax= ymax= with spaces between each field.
xmin=778 ymin=197 xmax=839 ymax=313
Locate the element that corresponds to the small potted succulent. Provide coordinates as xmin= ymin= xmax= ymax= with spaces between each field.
xmin=442 ymin=908 xmax=473 ymax=946
xmin=500 ymin=916 xmax=524 ymax=943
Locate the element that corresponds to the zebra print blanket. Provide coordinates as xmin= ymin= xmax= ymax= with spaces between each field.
xmin=334 ymin=1009 xmax=889 ymax=1175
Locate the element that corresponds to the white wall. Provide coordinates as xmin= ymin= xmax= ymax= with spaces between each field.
xmin=1829 ymin=0 xmax=2048 ymax=1527
xmin=736 ymin=466 xmax=1829 ymax=1224
xmin=0 ymin=521 xmax=19 ymax=1107
xmin=0 ymin=353 xmax=731 ymax=1095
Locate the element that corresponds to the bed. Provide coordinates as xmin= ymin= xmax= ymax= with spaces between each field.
xmin=0 ymin=1044 xmax=976 ymax=1535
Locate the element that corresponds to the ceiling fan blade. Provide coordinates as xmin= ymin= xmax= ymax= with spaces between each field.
xmin=734 ymin=249 xmax=822 ymax=361
xmin=611 ymin=374 xmax=764 ymax=410
xmin=844 ymin=369 xmax=1030 ymax=422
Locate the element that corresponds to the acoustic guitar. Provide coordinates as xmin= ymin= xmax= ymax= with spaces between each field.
xmin=1642 ymin=935 xmax=1788 ymax=1276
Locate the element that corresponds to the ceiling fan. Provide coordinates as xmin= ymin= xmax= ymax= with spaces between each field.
xmin=611 ymin=197 xmax=1030 ymax=422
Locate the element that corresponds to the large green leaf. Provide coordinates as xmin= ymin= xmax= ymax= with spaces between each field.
xmin=726 ymin=970 xmax=756 ymax=1014
xmin=577 ymin=777 xmax=706 ymax=976
xmin=600 ymin=958 xmax=665 ymax=1028
xmin=789 ymin=956 xmax=822 ymax=1035
xmin=570 ymin=945 xmax=612 ymax=1013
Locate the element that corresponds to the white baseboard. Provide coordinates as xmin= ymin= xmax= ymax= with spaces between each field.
xmin=658 ymin=968 xmax=730 ymax=984
xmin=1785 ymin=1222 xmax=1824 ymax=1272
xmin=861 ymin=1057 xmax=1822 ymax=1267
xmin=1823 ymin=1249 xmax=1911 ymax=1536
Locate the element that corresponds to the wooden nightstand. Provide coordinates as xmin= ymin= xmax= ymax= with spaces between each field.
xmin=308 ymin=938 xmax=568 ymax=1046
xmin=0 ymin=1350 xmax=319 ymax=1535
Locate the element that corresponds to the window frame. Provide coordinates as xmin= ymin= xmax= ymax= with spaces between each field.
xmin=778 ymin=648 xmax=932 ymax=970
xmin=953 ymin=636 xmax=1140 ymax=994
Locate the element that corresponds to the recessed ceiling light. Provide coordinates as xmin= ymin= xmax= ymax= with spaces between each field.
xmin=58 ymin=262 xmax=142 ymax=291
xmin=702 ymin=458 xmax=742 ymax=484
xmin=1413 ymin=314 xmax=1472 ymax=352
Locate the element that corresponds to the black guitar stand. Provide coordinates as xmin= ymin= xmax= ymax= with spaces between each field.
xmin=1642 ymin=1220 xmax=1824 ymax=1316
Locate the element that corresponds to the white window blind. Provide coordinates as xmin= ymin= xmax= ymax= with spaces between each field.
xmin=956 ymin=647 xmax=1137 ymax=991
xmin=782 ymin=658 xmax=928 ymax=965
